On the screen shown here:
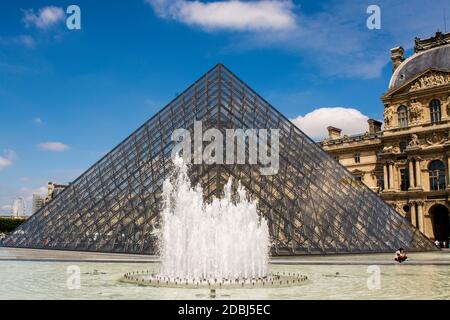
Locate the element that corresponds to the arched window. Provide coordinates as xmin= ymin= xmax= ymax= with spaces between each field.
xmin=429 ymin=160 xmax=446 ymax=191
xmin=397 ymin=105 xmax=408 ymax=128
xmin=429 ymin=99 xmax=442 ymax=123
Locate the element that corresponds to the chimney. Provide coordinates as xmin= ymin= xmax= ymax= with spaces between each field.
xmin=367 ymin=119 xmax=382 ymax=134
xmin=390 ymin=47 xmax=405 ymax=72
xmin=327 ymin=126 xmax=342 ymax=140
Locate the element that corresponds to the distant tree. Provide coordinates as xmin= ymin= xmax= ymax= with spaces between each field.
xmin=0 ymin=217 xmax=26 ymax=233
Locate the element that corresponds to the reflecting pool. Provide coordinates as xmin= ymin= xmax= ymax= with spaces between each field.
xmin=0 ymin=252 xmax=448 ymax=300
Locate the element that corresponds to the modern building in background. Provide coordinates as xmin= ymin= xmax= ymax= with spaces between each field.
xmin=30 ymin=182 xmax=69 ymax=215
xmin=321 ymin=32 xmax=450 ymax=245
xmin=32 ymin=195 xmax=45 ymax=214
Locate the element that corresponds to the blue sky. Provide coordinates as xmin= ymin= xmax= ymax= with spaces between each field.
xmin=0 ymin=0 xmax=449 ymax=214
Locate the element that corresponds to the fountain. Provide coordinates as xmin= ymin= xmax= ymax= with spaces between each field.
xmin=121 ymin=156 xmax=308 ymax=290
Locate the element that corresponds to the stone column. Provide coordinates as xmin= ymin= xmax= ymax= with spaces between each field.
xmin=408 ymin=160 xmax=415 ymax=189
xmin=414 ymin=158 xmax=422 ymax=189
xmin=388 ymin=162 xmax=394 ymax=191
xmin=383 ymin=163 xmax=389 ymax=191
xmin=447 ymin=156 xmax=450 ymax=189
xmin=409 ymin=202 xmax=417 ymax=227
xmin=417 ymin=201 xmax=424 ymax=233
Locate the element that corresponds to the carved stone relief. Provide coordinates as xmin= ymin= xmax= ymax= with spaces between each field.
xmin=408 ymin=133 xmax=420 ymax=148
xmin=426 ymin=132 xmax=447 ymax=146
xmin=382 ymin=145 xmax=400 ymax=153
xmin=384 ymin=107 xmax=394 ymax=128
xmin=410 ymin=71 xmax=450 ymax=91
xmin=409 ymin=101 xmax=423 ymax=124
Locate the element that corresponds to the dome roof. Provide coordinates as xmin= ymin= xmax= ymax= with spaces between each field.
xmin=389 ymin=44 xmax=450 ymax=89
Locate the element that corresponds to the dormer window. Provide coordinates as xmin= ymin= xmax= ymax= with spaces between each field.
xmin=397 ymin=105 xmax=408 ymax=128
xmin=429 ymin=99 xmax=442 ymax=123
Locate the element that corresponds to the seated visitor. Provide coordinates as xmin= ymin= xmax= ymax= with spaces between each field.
xmin=394 ymin=248 xmax=407 ymax=263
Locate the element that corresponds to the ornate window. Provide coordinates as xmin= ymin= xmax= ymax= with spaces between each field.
xmin=429 ymin=99 xmax=442 ymax=123
xmin=397 ymin=105 xmax=408 ymax=128
xmin=429 ymin=160 xmax=446 ymax=191
xmin=354 ymin=152 xmax=361 ymax=164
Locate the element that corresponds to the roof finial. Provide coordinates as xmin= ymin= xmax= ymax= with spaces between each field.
xmin=444 ymin=8 xmax=447 ymax=33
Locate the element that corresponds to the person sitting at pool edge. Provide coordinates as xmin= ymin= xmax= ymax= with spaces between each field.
xmin=394 ymin=248 xmax=407 ymax=263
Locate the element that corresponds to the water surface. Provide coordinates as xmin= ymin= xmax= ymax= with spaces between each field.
xmin=1 ymin=252 xmax=448 ymax=299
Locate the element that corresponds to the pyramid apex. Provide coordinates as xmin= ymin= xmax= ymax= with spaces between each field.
xmin=211 ymin=62 xmax=226 ymax=72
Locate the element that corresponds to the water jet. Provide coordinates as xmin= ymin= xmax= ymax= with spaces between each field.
xmin=121 ymin=156 xmax=308 ymax=290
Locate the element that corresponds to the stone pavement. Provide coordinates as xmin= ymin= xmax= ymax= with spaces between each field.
xmin=0 ymin=247 xmax=449 ymax=265
xmin=0 ymin=247 xmax=158 ymax=263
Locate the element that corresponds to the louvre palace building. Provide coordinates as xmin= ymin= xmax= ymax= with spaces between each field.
xmin=321 ymin=32 xmax=450 ymax=245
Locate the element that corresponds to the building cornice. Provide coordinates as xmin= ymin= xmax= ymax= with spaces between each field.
xmin=383 ymin=121 xmax=450 ymax=137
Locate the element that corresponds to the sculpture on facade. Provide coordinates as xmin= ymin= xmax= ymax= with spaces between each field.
xmin=446 ymin=96 xmax=450 ymax=116
xmin=409 ymin=102 xmax=423 ymax=124
xmin=410 ymin=71 xmax=450 ymax=91
xmin=384 ymin=107 xmax=394 ymax=128
xmin=382 ymin=145 xmax=400 ymax=153
xmin=408 ymin=134 xmax=420 ymax=148
xmin=426 ymin=132 xmax=447 ymax=145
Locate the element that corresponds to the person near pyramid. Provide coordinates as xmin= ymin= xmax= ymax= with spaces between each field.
xmin=394 ymin=248 xmax=408 ymax=263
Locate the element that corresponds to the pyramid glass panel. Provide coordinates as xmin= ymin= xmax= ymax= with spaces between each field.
xmin=4 ymin=64 xmax=436 ymax=254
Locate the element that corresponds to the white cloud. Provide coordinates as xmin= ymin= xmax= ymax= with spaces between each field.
xmin=0 ymin=157 xmax=12 ymax=170
xmin=33 ymin=117 xmax=43 ymax=124
xmin=38 ymin=142 xmax=70 ymax=152
xmin=0 ymin=150 xmax=17 ymax=171
xmin=291 ymin=107 xmax=370 ymax=140
xmin=0 ymin=35 xmax=36 ymax=48
xmin=22 ymin=6 xmax=65 ymax=29
xmin=1 ymin=204 xmax=12 ymax=211
xmin=18 ymin=35 xmax=36 ymax=48
xmin=19 ymin=186 xmax=47 ymax=196
xmin=150 ymin=0 xmax=450 ymax=79
xmin=147 ymin=0 xmax=296 ymax=31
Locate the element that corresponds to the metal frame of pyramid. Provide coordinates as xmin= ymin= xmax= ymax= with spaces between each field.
xmin=4 ymin=64 xmax=436 ymax=255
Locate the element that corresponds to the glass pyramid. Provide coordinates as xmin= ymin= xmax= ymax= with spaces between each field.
xmin=4 ymin=64 xmax=435 ymax=254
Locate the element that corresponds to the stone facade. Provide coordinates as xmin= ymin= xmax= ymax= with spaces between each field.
xmin=321 ymin=33 xmax=450 ymax=245
xmin=45 ymin=182 xmax=68 ymax=204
